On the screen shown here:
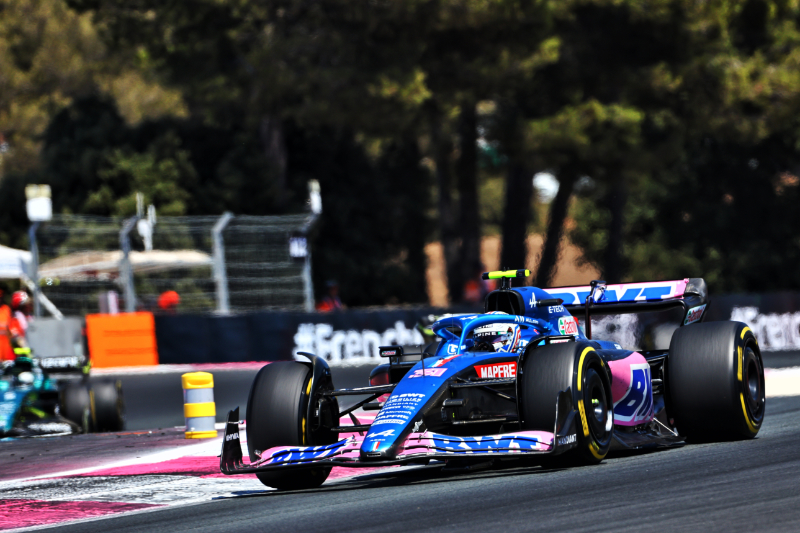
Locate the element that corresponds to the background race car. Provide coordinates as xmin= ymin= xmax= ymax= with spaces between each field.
xmin=0 ymin=350 xmax=125 ymax=437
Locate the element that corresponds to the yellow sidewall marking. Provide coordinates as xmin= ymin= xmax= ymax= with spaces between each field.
xmin=589 ymin=440 xmax=605 ymax=460
xmin=577 ymin=347 xmax=595 ymax=392
xmin=302 ymin=376 xmax=313 ymax=445
xmin=741 ymin=327 xmax=751 ymax=340
xmin=737 ymin=346 xmax=743 ymax=382
xmin=740 ymin=393 xmax=757 ymax=434
xmin=578 ymin=400 xmax=589 ymax=437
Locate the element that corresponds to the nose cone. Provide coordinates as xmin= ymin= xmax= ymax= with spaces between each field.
xmin=360 ymin=435 xmax=396 ymax=460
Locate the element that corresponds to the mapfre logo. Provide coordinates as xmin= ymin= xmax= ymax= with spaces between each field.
xmin=474 ymin=362 xmax=517 ymax=379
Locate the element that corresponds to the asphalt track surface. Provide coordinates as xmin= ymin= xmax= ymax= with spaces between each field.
xmin=41 ymin=388 xmax=800 ymax=532
xmin=114 ymin=364 xmax=374 ymax=430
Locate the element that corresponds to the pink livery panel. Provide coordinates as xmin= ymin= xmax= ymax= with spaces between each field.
xmin=607 ymin=352 xmax=654 ymax=427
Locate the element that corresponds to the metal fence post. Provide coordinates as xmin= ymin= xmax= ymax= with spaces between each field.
xmin=28 ymin=222 xmax=41 ymax=318
xmin=212 ymin=212 xmax=234 ymax=314
xmin=301 ymin=180 xmax=322 ymax=312
xmin=119 ymin=216 xmax=139 ymax=313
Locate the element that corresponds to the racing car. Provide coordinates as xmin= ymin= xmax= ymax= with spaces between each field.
xmin=220 ymin=270 xmax=765 ymax=490
xmin=0 ymin=349 xmax=125 ymax=437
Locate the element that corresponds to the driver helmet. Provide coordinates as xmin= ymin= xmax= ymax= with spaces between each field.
xmin=473 ymin=322 xmax=522 ymax=353
xmin=11 ymin=291 xmax=29 ymax=310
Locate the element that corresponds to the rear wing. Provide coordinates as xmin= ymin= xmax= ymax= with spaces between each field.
xmin=545 ymin=278 xmax=709 ymax=333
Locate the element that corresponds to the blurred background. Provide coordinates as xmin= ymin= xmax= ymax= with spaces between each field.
xmin=3 ymin=0 xmax=800 ymax=428
xmin=4 ymin=0 xmax=800 ymax=307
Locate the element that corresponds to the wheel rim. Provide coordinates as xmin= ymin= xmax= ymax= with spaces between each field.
xmin=584 ymin=368 xmax=612 ymax=442
xmin=742 ymin=346 xmax=765 ymax=423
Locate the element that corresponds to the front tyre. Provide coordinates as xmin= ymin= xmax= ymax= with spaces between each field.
xmin=667 ymin=321 xmax=765 ymax=441
xmin=520 ymin=342 xmax=613 ymax=464
xmin=245 ymin=362 xmax=334 ymax=490
xmin=90 ymin=380 xmax=125 ymax=432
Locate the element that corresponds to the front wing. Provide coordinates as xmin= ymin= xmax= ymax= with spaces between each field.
xmin=219 ymin=408 xmax=561 ymax=475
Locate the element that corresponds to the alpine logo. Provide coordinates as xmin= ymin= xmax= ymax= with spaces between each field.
xmin=557 ymin=434 xmax=576 ymax=446
xmin=474 ymin=362 xmax=517 ymax=379
xmin=370 ymin=429 xmax=395 ymax=437
xmin=684 ymin=304 xmax=707 ymax=325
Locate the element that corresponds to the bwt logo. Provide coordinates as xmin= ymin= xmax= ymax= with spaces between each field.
xmin=293 ymin=321 xmax=424 ymax=365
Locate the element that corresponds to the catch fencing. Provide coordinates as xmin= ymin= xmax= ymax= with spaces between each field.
xmin=34 ymin=213 xmax=314 ymax=317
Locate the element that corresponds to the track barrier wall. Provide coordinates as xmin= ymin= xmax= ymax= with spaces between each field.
xmin=66 ymin=292 xmax=800 ymax=367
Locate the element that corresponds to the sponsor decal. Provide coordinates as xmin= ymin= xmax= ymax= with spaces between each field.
xmin=428 ymin=432 xmax=551 ymax=453
xmin=558 ymin=316 xmax=579 ymax=336
xmin=613 ymin=363 xmax=653 ymax=425
xmin=548 ymin=305 xmax=565 ymax=313
xmin=546 ymin=280 xmax=687 ymax=306
xmin=225 ymin=432 xmax=240 ymax=442
xmin=474 ymin=362 xmax=517 ymax=379
xmin=4 ymin=392 xmax=15 ymax=400
xmin=381 ymin=349 xmax=397 ymax=356
xmin=432 ymin=354 xmax=460 ymax=367
xmin=730 ymin=306 xmax=800 ymax=350
xmin=370 ymin=429 xmax=395 ymax=437
xmin=684 ymin=304 xmax=707 ymax=325
xmin=38 ymin=356 xmax=82 ymax=369
xmin=447 ymin=344 xmax=459 ymax=355
xmin=550 ymin=338 xmax=571 ymax=344
xmin=372 ymin=393 xmax=426 ymax=425
xmin=292 ymin=320 xmax=424 ymax=365
xmin=557 ymin=434 xmax=576 ymax=446
xmin=408 ymin=367 xmax=447 ymax=378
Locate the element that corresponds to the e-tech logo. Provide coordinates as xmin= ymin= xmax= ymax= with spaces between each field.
xmin=474 ymin=362 xmax=517 ymax=378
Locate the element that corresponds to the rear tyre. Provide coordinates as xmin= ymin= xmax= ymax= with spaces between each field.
xmin=246 ymin=362 xmax=334 ymax=490
xmin=60 ymin=382 xmax=91 ymax=433
xmin=90 ymin=380 xmax=125 ymax=432
xmin=520 ymin=342 xmax=613 ymax=464
xmin=667 ymin=321 xmax=764 ymax=441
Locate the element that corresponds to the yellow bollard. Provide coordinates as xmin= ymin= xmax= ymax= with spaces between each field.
xmin=181 ymin=372 xmax=217 ymax=439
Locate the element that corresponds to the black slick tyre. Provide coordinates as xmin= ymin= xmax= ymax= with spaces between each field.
xmin=60 ymin=382 xmax=91 ymax=433
xmin=246 ymin=362 xmax=334 ymax=490
xmin=520 ymin=341 xmax=614 ymax=464
xmin=666 ymin=321 xmax=764 ymax=441
xmin=90 ymin=380 xmax=125 ymax=432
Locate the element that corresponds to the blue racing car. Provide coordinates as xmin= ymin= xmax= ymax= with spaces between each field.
xmin=220 ymin=270 xmax=765 ymax=489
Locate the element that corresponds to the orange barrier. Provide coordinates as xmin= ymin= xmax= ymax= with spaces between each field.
xmin=86 ymin=312 xmax=159 ymax=368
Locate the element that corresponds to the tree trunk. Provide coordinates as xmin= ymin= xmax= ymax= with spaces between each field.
xmin=260 ymin=116 xmax=287 ymax=205
xmin=534 ymin=169 xmax=577 ymax=288
xmin=500 ymin=161 xmax=534 ymax=273
xmin=430 ymin=108 xmax=460 ymax=305
xmin=455 ymin=101 xmax=480 ymax=301
xmin=603 ymin=177 xmax=627 ymax=283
